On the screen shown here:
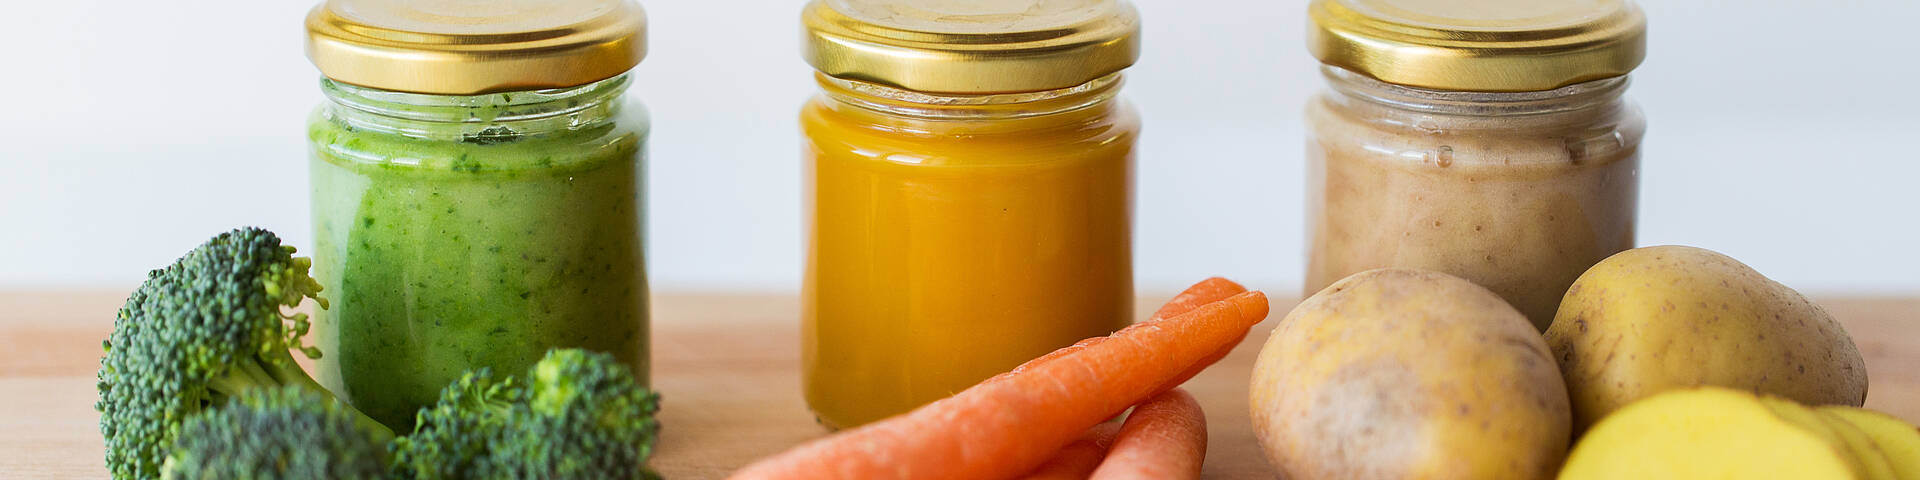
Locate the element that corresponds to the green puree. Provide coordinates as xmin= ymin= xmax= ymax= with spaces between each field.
xmin=307 ymin=98 xmax=648 ymax=430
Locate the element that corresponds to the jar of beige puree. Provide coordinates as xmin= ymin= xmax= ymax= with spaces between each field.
xmin=1304 ymin=0 xmax=1647 ymax=328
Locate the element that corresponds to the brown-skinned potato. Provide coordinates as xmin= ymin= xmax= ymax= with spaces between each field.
xmin=1251 ymin=269 xmax=1570 ymax=480
xmin=1545 ymin=245 xmax=1868 ymax=431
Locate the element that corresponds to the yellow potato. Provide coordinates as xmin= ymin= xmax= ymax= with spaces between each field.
xmin=1825 ymin=407 xmax=1920 ymax=480
xmin=1819 ymin=409 xmax=1902 ymax=480
xmin=1545 ymin=245 xmax=1868 ymax=430
xmin=1250 ymin=269 xmax=1569 ymax=480
xmin=1560 ymin=387 xmax=1863 ymax=480
xmin=1761 ymin=397 xmax=1887 ymax=480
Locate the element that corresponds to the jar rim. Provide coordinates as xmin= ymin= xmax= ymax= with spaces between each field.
xmin=818 ymin=73 xmax=1122 ymax=120
xmin=321 ymin=73 xmax=631 ymax=124
xmin=1323 ymin=66 xmax=1628 ymax=117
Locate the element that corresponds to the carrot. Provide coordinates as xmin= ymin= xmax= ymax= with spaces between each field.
xmin=1088 ymin=388 xmax=1208 ymax=480
xmin=1014 ymin=277 xmax=1249 ymax=479
xmin=727 ymin=289 xmax=1270 ymax=480
xmin=1006 ymin=277 xmax=1246 ymax=385
xmin=1148 ymin=277 xmax=1247 ymax=321
xmin=1018 ymin=421 xmax=1122 ymax=480
xmin=1147 ymin=278 xmax=1248 ymax=392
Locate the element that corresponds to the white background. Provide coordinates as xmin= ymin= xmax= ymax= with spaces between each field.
xmin=3 ymin=0 xmax=1917 ymax=295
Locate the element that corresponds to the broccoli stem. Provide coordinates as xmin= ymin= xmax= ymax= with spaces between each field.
xmin=203 ymin=347 xmax=396 ymax=438
xmin=204 ymin=360 xmax=277 ymax=400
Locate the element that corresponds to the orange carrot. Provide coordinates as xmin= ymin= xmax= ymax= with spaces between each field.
xmin=1014 ymin=277 xmax=1248 ymax=479
xmin=727 ymin=290 xmax=1270 ymax=480
xmin=1018 ymin=421 xmax=1122 ymax=480
xmin=1147 ymin=278 xmax=1248 ymax=392
xmin=1088 ymin=388 xmax=1208 ymax=480
xmin=1148 ymin=277 xmax=1247 ymax=321
xmin=1006 ymin=277 xmax=1246 ymax=384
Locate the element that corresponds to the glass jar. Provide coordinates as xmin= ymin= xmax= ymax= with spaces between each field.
xmin=800 ymin=0 xmax=1141 ymax=429
xmin=303 ymin=0 xmax=650 ymax=430
xmin=1303 ymin=0 xmax=1648 ymax=328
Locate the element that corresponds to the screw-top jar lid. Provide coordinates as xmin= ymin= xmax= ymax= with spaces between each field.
xmin=1309 ymin=0 xmax=1646 ymax=92
xmin=802 ymin=0 xmax=1141 ymax=95
xmin=306 ymin=0 xmax=647 ymax=95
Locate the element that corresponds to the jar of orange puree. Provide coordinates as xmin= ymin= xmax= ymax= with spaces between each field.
xmin=1304 ymin=0 xmax=1648 ymax=329
xmin=799 ymin=0 xmax=1141 ymax=428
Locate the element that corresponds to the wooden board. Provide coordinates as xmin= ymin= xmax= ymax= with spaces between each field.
xmin=4 ymin=292 xmax=1917 ymax=479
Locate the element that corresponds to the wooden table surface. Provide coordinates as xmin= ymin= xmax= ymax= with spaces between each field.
xmin=4 ymin=292 xmax=1917 ymax=479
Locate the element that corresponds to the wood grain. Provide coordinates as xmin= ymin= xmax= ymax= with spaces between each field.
xmin=3 ymin=292 xmax=1916 ymax=479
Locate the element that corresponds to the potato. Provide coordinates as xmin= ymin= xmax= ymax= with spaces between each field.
xmin=1545 ymin=245 xmax=1868 ymax=430
xmin=1250 ymin=269 xmax=1569 ymax=480
xmin=1560 ymin=387 xmax=1865 ymax=479
xmin=1762 ymin=397 xmax=1892 ymax=480
xmin=1817 ymin=408 xmax=1902 ymax=480
xmin=1824 ymin=407 xmax=1920 ymax=479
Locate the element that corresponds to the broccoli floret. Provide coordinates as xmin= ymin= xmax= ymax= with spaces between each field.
xmin=493 ymin=349 xmax=663 ymax=479
xmin=391 ymin=368 xmax=523 ymax=479
xmin=394 ymin=349 xmax=662 ymax=479
xmin=160 ymin=385 xmax=392 ymax=480
xmin=96 ymin=227 xmax=390 ymax=479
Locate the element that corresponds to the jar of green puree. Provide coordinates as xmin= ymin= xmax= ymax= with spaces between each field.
xmin=304 ymin=0 xmax=650 ymax=430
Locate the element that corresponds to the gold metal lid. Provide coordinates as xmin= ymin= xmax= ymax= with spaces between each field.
xmin=1309 ymin=0 xmax=1646 ymax=92
xmin=802 ymin=0 xmax=1141 ymax=94
xmin=306 ymin=0 xmax=647 ymax=95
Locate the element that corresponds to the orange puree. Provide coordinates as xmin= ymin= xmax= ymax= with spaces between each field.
xmin=800 ymin=75 xmax=1138 ymax=429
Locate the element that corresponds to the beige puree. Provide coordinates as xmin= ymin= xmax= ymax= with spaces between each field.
xmin=1306 ymin=70 xmax=1645 ymax=329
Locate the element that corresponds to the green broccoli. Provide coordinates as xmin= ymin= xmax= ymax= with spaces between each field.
xmin=494 ymin=349 xmax=664 ymax=479
xmin=96 ymin=227 xmax=390 ymax=479
xmin=160 ymin=385 xmax=392 ymax=480
xmin=394 ymin=349 xmax=662 ymax=479
xmin=390 ymin=368 xmax=523 ymax=479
